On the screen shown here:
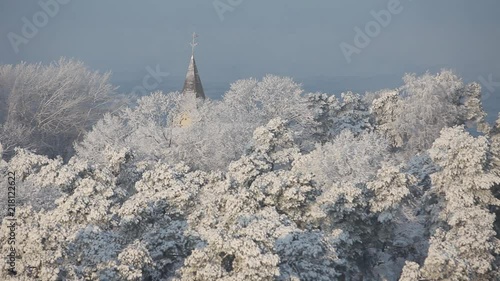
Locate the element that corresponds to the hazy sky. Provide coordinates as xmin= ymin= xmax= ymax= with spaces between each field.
xmin=1 ymin=0 xmax=499 ymax=84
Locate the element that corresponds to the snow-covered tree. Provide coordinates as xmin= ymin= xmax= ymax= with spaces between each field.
xmin=309 ymin=163 xmax=415 ymax=280
xmin=398 ymin=261 xmax=421 ymax=281
xmin=371 ymin=89 xmax=403 ymax=147
xmin=78 ymin=75 xmax=313 ymax=171
xmin=75 ymin=91 xmax=183 ymax=166
xmin=418 ymin=126 xmax=500 ymax=280
xmin=0 ymin=58 xmax=122 ymax=158
xmin=368 ymin=165 xmax=414 ymax=223
xmin=307 ymin=91 xmax=372 ymax=143
xmin=490 ymin=114 xmax=500 ymax=237
xmin=490 ymin=114 xmax=500 ymax=180
xmin=371 ymin=70 xmax=488 ymax=155
xmin=0 ymin=146 xmax=197 ymax=280
xmin=177 ymin=119 xmax=342 ymax=281
xmin=182 ymin=75 xmax=314 ymax=170
xmin=293 ymin=130 xmax=390 ymax=188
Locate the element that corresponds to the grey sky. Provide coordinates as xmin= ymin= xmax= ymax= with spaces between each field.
xmin=1 ymin=0 xmax=499 ymax=91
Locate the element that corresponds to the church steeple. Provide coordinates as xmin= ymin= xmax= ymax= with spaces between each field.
xmin=182 ymin=32 xmax=205 ymax=99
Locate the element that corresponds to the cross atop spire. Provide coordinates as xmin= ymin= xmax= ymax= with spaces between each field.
xmin=182 ymin=32 xmax=205 ymax=99
xmin=190 ymin=32 xmax=198 ymax=56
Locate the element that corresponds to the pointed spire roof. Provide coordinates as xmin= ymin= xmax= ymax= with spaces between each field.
xmin=182 ymin=33 xmax=205 ymax=99
xmin=182 ymin=54 xmax=205 ymax=99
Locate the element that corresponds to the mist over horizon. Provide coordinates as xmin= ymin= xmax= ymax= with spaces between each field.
xmin=2 ymin=1 xmax=500 ymax=78
xmin=3 ymin=0 xmax=499 ymax=122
